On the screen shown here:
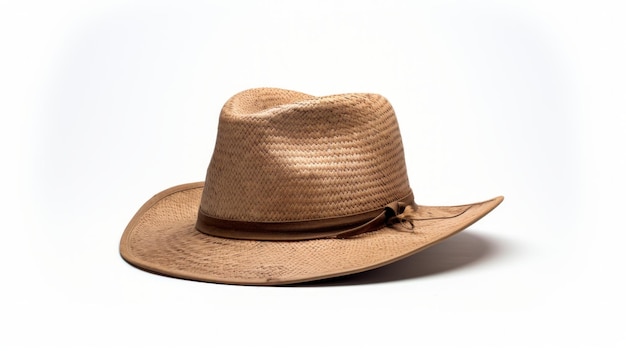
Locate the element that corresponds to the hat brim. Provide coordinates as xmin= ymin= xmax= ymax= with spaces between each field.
xmin=120 ymin=182 xmax=503 ymax=285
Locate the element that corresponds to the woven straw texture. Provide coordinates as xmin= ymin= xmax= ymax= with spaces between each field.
xmin=200 ymin=88 xmax=411 ymax=222
xmin=119 ymin=88 xmax=503 ymax=285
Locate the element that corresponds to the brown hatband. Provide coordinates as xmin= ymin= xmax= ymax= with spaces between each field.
xmin=195 ymin=192 xmax=415 ymax=241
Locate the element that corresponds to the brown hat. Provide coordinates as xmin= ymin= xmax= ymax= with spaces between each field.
xmin=119 ymin=87 xmax=503 ymax=285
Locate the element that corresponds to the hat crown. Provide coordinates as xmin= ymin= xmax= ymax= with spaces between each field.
xmin=200 ymin=88 xmax=412 ymax=222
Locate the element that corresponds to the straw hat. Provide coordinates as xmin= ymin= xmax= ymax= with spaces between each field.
xmin=119 ymin=88 xmax=503 ymax=285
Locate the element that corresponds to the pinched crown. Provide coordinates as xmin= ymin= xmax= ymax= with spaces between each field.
xmin=199 ymin=88 xmax=412 ymax=222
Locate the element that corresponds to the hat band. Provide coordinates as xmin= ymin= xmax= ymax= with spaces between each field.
xmin=195 ymin=192 xmax=415 ymax=241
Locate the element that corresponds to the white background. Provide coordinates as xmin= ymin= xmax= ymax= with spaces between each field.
xmin=2 ymin=0 xmax=625 ymax=350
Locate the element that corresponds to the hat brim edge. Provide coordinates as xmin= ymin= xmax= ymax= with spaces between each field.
xmin=120 ymin=182 xmax=503 ymax=286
